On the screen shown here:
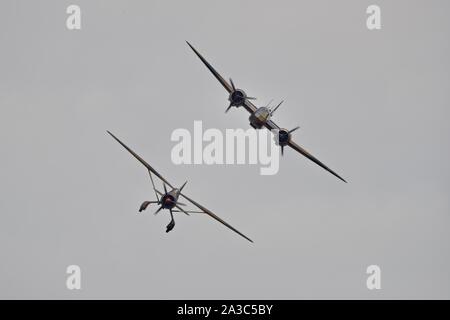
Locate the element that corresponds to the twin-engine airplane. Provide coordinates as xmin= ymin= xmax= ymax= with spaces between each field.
xmin=186 ymin=41 xmax=347 ymax=183
xmin=107 ymin=131 xmax=253 ymax=243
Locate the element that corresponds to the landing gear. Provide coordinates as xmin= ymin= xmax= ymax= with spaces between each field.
xmin=138 ymin=200 xmax=175 ymax=232
xmin=139 ymin=200 xmax=158 ymax=212
xmin=166 ymin=209 xmax=175 ymax=233
xmin=139 ymin=201 xmax=150 ymax=212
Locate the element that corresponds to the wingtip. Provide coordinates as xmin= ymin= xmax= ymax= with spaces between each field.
xmin=334 ymin=174 xmax=347 ymax=183
xmin=242 ymin=234 xmax=254 ymax=243
xmin=186 ymin=41 xmax=201 ymax=57
xmin=106 ymin=130 xmax=117 ymax=140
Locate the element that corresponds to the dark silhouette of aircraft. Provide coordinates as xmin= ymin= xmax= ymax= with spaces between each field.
xmin=186 ymin=41 xmax=347 ymax=183
xmin=107 ymin=131 xmax=253 ymax=243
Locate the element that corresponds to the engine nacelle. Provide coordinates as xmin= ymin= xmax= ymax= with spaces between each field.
xmin=249 ymin=121 xmax=262 ymax=129
xmin=275 ymin=128 xmax=291 ymax=146
xmin=228 ymin=89 xmax=247 ymax=107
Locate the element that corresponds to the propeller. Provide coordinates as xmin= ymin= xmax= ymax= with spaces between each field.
xmin=225 ymin=102 xmax=233 ymax=113
xmin=230 ymin=78 xmax=236 ymax=91
xmin=278 ymin=126 xmax=300 ymax=156
xmin=230 ymin=78 xmax=257 ymax=99
xmin=269 ymin=100 xmax=284 ymax=115
xmin=179 ymin=181 xmax=188 ymax=192
xmin=265 ymin=99 xmax=274 ymax=109
xmin=154 ymin=206 xmax=163 ymax=215
xmin=289 ymin=126 xmax=300 ymax=134
xmin=174 ymin=204 xmax=191 ymax=216
xmin=226 ymin=78 xmax=256 ymax=113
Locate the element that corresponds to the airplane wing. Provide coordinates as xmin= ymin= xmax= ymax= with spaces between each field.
xmin=186 ymin=41 xmax=257 ymax=114
xmin=186 ymin=42 xmax=345 ymax=183
xmin=259 ymin=119 xmax=346 ymax=182
xmin=107 ymin=131 xmax=175 ymax=189
xmin=287 ymin=140 xmax=347 ymax=183
xmin=180 ymin=192 xmax=253 ymax=243
xmin=262 ymin=118 xmax=280 ymax=130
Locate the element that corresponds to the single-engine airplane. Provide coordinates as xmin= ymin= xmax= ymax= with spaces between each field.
xmin=107 ymin=131 xmax=253 ymax=243
xmin=186 ymin=41 xmax=347 ymax=183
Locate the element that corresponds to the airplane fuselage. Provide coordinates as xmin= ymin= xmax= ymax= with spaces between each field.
xmin=249 ymin=107 xmax=271 ymax=129
xmin=161 ymin=189 xmax=180 ymax=209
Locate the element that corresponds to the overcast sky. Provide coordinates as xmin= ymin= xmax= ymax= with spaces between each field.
xmin=1 ymin=0 xmax=449 ymax=299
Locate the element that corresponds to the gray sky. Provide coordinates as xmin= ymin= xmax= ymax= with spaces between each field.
xmin=1 ymin=0 xmax=449 ymax=299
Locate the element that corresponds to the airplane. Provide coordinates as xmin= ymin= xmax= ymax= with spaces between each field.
xmin=107 ymin=131 xmax=253 ymax=243
xmin=186 ymin=41 xmax=347 ymax=183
